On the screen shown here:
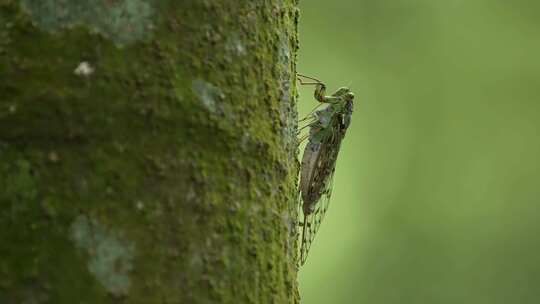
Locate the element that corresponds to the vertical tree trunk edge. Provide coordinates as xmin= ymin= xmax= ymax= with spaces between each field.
xmin=0 ymin=0 xmax=300 ymax=303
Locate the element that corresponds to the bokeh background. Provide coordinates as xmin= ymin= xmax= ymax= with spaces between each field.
xmin=296 ymin=1 xmax=540 ymax=303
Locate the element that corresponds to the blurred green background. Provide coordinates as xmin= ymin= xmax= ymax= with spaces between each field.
xmin=296 ymin=1 xmax=540 ymax=303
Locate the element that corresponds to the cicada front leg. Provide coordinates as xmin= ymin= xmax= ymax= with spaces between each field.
xmin=296 ymin=73 xmax=328 ymax=103
xmin=297 ymin=73 xmax=350 ymax=105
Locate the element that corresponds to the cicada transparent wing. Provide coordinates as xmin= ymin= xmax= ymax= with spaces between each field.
xmin=298 ymin=120 xmax=344 ymax=266
xmin=299 ymin=171 xmax=335 ymax=265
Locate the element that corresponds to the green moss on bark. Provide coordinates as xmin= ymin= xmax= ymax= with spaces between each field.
xmin=0 ymin=0 xmax=300 ymax=303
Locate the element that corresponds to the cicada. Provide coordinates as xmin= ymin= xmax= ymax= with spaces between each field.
xmin=296 ymin=73 xmax=354 ymax=266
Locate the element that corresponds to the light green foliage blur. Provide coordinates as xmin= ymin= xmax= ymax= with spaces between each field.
xmin=297 ymin=1 xmax=540 ymax=303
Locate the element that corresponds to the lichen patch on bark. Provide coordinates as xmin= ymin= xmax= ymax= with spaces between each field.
xmin=225 ymin=33 xmax=247 ymax=57
xmin=74 ymin=61 xmax=95 ymax=77
xmin=192 ymin=78 xmax=226 ymax=115
xmin=70 ymin=215 xmax=135 ymax=297
xmin=19 ymin=0 xmax=155 ymax=46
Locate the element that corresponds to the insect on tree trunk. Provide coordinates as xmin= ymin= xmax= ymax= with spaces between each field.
xmin=0 ymin=1 xmax=300 ymax=303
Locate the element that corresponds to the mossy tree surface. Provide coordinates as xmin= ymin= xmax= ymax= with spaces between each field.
xmin=0 ymin=0 xmax=300 ymax=303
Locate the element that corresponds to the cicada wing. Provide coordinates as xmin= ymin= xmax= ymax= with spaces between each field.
xmin=298 ymin=171 xmax=335 ymax=266
xmin=298 ymin=105 xmax=347 ymax=266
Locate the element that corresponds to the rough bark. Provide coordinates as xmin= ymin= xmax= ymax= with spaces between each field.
xmin=0 ymin=0 xmax=300 ymax=303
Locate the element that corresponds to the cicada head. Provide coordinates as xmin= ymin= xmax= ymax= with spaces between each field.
xmin=343 ymin=91 xmax=354 ymax=102
xmin=332 ymin=87 xmax=351 ymax=97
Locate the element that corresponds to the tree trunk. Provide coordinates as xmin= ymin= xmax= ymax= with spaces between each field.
xmin=0 ymin=0 xmax=300 ymax=303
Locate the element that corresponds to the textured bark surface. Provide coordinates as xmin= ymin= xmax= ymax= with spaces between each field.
xmin=0 ymin=0 xmax=300 ymax=303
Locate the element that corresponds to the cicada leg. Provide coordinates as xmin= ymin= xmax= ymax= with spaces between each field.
xmin=297 ymin=123 xmax=312 ymax=135
xmin=297 ymin=133 xmax=310 ymax=144
xmin=297 ymin=114 xmax=317 ymax=141
xmin=300 ymin=102 xmax=324 ymax=122
xmin=296 ymin=73 xmax=323 ymax=84
xmin=299 ymin=114 xmax=315 ymax=123
xmin=297 ymin=73 xmax=328 ymax=103
xmin=297 ymin=102 xmax=321 ymax=142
